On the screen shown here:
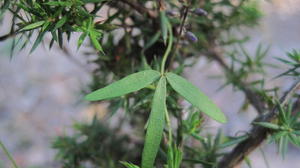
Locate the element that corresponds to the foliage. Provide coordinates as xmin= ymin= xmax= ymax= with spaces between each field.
xmin=255 ymin=103 xmax=300 ymax=158
xmin=1 ymin=0 xmax=300 ymax=168
xmin=52 ymin=117 xmax=141 ymax=168
xmin=276 ymin=49 xmax=300 ymax=77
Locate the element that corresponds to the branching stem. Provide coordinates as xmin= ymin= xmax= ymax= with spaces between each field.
xmin=160 ymin=21 xmax=173 ymax=74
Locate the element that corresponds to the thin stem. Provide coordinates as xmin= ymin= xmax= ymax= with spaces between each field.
xmin=160 ymin=21 xmax=173 ymax=74
xmin=0 ymin=30 xmax=19 ymax=42
xmin=168 ymin=5 xmax=190 ymax=69
xmin=165 ymin=107 xmax=172 ymax=146
xmin=119 ymin=0 xmax=157 ymax=18
xmin=0 ymin=140 xmax=19 ymax=168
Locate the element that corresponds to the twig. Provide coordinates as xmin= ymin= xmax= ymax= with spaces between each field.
xmin=168 ymin=5 xmax=190 ymax=70
xmin=206 ymin=45 xmax=266 ymax=114
xmin=0 ymin=31 xmax=18 ymax=41
xmin=119 ymin=0 xmax=157 ymax=18
xmin=218 ymin=79 xmax=300 ymax=168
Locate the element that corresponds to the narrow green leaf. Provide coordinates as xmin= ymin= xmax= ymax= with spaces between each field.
xmin=44 ymin=1 xmax=73 ymax=7
xmin=89 ymin=30 xmax=103 ymax=52
xmin=41 ymin=21 xmax=51 ymax=31
xmin=219 ymin=135 xmax=248 ymax=148
xmin=182 ymin=159 xmax=214 ymax=166
xmin=120 ymin=161 xmax=140 ymax=168
xmin=30 ymin=31 xmax=46 ymax=53
xmin=160 ymin=11 xmax=168 ymax=44
xmin=54 ymin=16 xmax=67 ymax=29
xmin=166 ymin=72 xmax=227 ymax=123
xmin=144 ymin=31 xmax=161 ymax=50
xmin=58 ymin=28 xmax=63 ymax=48
xmin=20 ymin=21 xmax=45 ymax=31
xmin=142 ymin=77 xmax=166 ymax=168
xmin=77 ymin=32 xmax=88 ymax=49
xmin=85 ymin=70 xmax=161 ymax=101
xmin=288 ymin=134 xmax=300 ymax=148
xmin=253 ymin=122 xmax=281 ymax=130
xmin=293 ymin=131 xmax=300 ymax=136
xmin=279 ymin=136 xmax=288 ymax=158
xmin=166 ymin=145 xmax=183 ymax=168
xmin=82 ymin=0 xmax=108 ymax=3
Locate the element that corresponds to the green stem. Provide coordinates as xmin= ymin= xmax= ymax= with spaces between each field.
xmin=160 ymin=22 xmax=173 ymax=74
xmin=165 ymin=107 xmax=172 ymax=146
xmin=0 ymin=140 xmax=19 ymax=168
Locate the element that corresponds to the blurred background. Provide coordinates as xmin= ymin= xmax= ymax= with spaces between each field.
xmin=0 ymin=0 xmax=300 ymax=167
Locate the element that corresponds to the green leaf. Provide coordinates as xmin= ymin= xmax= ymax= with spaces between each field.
xmin=83 ymin=0 xmax=109 ymax=2
xmin=30 ymin=31 xmax=47 ymax=53
xmin=120 ymin=161 xmax=140 ymax=168
xmin=41 ymin=21 xmax=51 ymax=31
xmin=288 ymin=134 xmax=300 ymax=148
xmin=166 ymin=72 xmax=227 ymax=123
xmin=166 ymin=145 xmax=183 ymax=168
xmin=144 ymin=31 xmax=161 ymax=50
xmin=253 ymin=122 xmax=281 ymax=130
xmin=160 ymin=11 xmax=168 ymax=44
xmin=279 ymin=136 xmax=288 ymax=158
xmin=85 ymin=70 xmax=161 ymax=101
xmin=20 ymin=21 xmax=45 ymax=31
xmin=54 ymin=16 xmax=67 ymax=29
xmin=219 ymin=135 xmax=248 ymax=148
xmin=44 ymin=1 xmax=73 ymax=7
xmin=77 ymin=32 xmax=88 ymax=49
xmin=89 ymin=30 xmax=103 ymax=52
xmin=142 ymin=77 xmax=166 ymax=168
xmin=182 ymin=159 xmax=214 ymax=166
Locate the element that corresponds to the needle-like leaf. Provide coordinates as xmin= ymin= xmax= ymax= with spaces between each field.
xmin=166 ymin=72 xmax=227 ymax=123
xmin=85 ymin=70 xmax=161 ymax=101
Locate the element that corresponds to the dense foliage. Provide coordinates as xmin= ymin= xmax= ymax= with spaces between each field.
xmin=0 ymin=0 xmax=300 ymax=168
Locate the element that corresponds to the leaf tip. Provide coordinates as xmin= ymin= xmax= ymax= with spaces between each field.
xmin=218 ymin=114 xmax=228 ymax=124
xmin=210 ymin=108 xmax=227 ymax=124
